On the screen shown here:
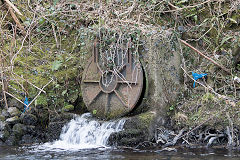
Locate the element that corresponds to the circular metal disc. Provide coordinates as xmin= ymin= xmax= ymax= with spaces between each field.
xmin=81 ymin=44 xmax=143 ymax=119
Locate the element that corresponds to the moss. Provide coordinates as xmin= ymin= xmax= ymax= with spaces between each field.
xmin=0 ymin=115 xmax=5 ymax=121
xmin=62 ymin=104 xmax=74 ymax=112
xmin=202 ymin=93 xmax=215 ymax=102
xmin=138 ymin=111 xmax=155 ymax=128
xmin=35 ymin=95 xmax=48 ymax=107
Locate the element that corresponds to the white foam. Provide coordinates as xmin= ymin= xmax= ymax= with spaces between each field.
xmin=33 ymin=113 xmax=125 ymax=152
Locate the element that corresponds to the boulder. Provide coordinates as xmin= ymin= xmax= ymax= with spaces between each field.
xmin=7 ymin=107 xmax=21 ymax=117
xmin=8 ymin=99 xmax=24 ymax=110
xmin=20 ymin=134 xmax=35 ymax=145
xmin=0 ymin=115 xmax=5 ymax=121
xmin=1 ymin=109 xmax=10 ymax=119
xmin=5 ymin=134 xmax=17 ymax=145
xmin=12 ymin=123 xmax=26 ymax=139
xmin=108 ymin=111 xmax=161 ymax=147
xmin=4 ymin=123 xmax=27 ymax=145
xmin=6 ymin=116 xmax=19 ymax=125
xmin=0 ymin=121 xmax=10 ymax=141
xmin=46 ymin=121 xmax=68 ymax=142
xmin=21 ymin=114 xmax=38 ymax=126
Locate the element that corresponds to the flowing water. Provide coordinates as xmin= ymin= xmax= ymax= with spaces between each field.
xmin=1 ymin=113 xmax=240 ymax=160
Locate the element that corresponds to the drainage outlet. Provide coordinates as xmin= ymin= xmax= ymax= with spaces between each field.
xmin=81 ymin=39 xmax=144 ymax=119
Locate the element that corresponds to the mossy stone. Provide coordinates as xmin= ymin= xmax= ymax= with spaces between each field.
xmin=62 ymin=105 xmax=74 ymax=112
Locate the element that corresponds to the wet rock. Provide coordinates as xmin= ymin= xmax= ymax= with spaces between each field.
xmin=21 ymin=114 xmax=37 ymax=126
xmin=20 ymin=134 xmax=37 ymax=144
xmin=5 ymin=134 xmax=17 ymax=145
xmin=5 ymin=124 xmax=27 ymax=145
xmin=108 ymin=111 xmax=158 ymax=147
xmin=12 ymin=123 xmax=26 ymax=139
xmin=45 ymin=112 xmax=74 ymax=141
xmin=108 ymin=129 xmax=146 ymax=146
xmin=6 ymin=116 xmax=19 ymax=125
xmin=7 ymin=107 xmax=21 ymax=117
xmin=0 ymin=121 xmax=10 ymax=141
xmin=0 ymin=139 xmax=4 ymax=145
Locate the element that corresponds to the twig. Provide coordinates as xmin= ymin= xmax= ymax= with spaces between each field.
xmin=226 ymin=126 xmax=233 ymax=147
xmin=162 ymin=0 xmax=214 ymax=13
xmin=181 ymin=66 xmax=235 ymax=102
xmin=4 ymin=0 xmax=23 ymax=16
xmin=164 ymin=128 xmax=185 ymax=147
xmin=5 ymin=91 xmax=26 ymax=106
xmin=52 ymin=23 xmax=59 ymax=48
xmin=25 ymin=79 xmax=53 ymax=111
xmin=0 ymin=54 xmax=8 ymax=108
xmin=180 ymin=39 xmax=231 ymax=74
xmin=5 ymin=1 xmax=26 ymax=35
xmin=12 ymin=72 xmax=46 ymax=94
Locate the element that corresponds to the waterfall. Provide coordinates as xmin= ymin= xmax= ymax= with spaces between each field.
xmin=34 ymin=113 xmax=125 ymax=151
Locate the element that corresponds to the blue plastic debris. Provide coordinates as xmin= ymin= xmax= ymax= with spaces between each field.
xmin=192 ymin=72 xmax=207 ymax=88
xmin=23 ymin=97 xmax=29 ymax=113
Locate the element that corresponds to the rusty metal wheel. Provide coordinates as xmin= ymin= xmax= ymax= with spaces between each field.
xmin=81 ymin=40 xmax=143 ymax=119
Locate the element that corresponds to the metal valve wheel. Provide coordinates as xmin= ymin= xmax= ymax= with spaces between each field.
xmin=81 ymin=40 xmax=143 ymax=119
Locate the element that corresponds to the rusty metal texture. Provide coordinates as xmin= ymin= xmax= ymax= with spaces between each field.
xmin=81 ymin=39 xmax=143 ymax=119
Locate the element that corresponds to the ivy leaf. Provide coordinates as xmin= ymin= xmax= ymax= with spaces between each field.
xmin=62 ymin=90 xmax=67 ymax=96
xmin=52 ymin=60 xmax=62 ymax=71
xmin=220 ymin=36 xmax=233 ymax=46
xmin=93 ymin=110 xmax=97 ymax=115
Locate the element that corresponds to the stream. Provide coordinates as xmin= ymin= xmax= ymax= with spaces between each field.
xmin=1 ymin=113 xmax=240 ymax=160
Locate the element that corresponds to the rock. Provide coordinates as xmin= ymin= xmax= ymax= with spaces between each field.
xmin=4 ymin=124 xmax=26 ymax=145
xmin=62 ymin=105 xmax=74 ymax=112
xmin=0 ymin=115 xmax=5 ymax=121
xmin=21 ymin=114 xmax=38 ymax=126
xmin=46 ymin=121 xmax=68 ymax=141
xmin=0 ymin=139 xmax=4 ymax=145
xmin=20 ymin=134 xmax=35 ymax=144
xmin=25 ymin=125 xmax=36 ymax=134
xmin=7 ymin=107 xmax=21 ymax=117
xmin=108 ymin=111 xmax=159 ymax=147
xmin=0 ymin=121 xmax=10 ymax=141
xmin=5 ymin=134 xmax=17 ymax=145
xmin=8 ymin=99 xmax=24 ymax=110
xmin=49 ymin=112 xmax=74 ymax=122
xmin=1 ymin=109 xmax=10 ymax=119
xmin=12 ymin=123 xmax=26 ymax=138
xmin=6 ymin=116 xmax=19 ymax=125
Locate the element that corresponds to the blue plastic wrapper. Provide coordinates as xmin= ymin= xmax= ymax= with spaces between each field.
xmin=192 ymin=72 xmax=207 ymax=88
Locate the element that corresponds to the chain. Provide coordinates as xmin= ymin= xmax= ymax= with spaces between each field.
xmin=98 ymin=28 xmax=133 ymax=88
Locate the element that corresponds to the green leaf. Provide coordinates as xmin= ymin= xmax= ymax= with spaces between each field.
xmin=52 ymin=60 xmax=62 ymax=71
xmin=62 ymin=90 xmax=67 ymax=96
xmin=220 ymin=36 xmax=232 ymax=46
xmin=93 ymin=110 xmax=97 ymax=115
xmin=193 ymin=15 xmax=198 ymax=22
xmin=169 ymin=105 xmax=174 ymax=111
